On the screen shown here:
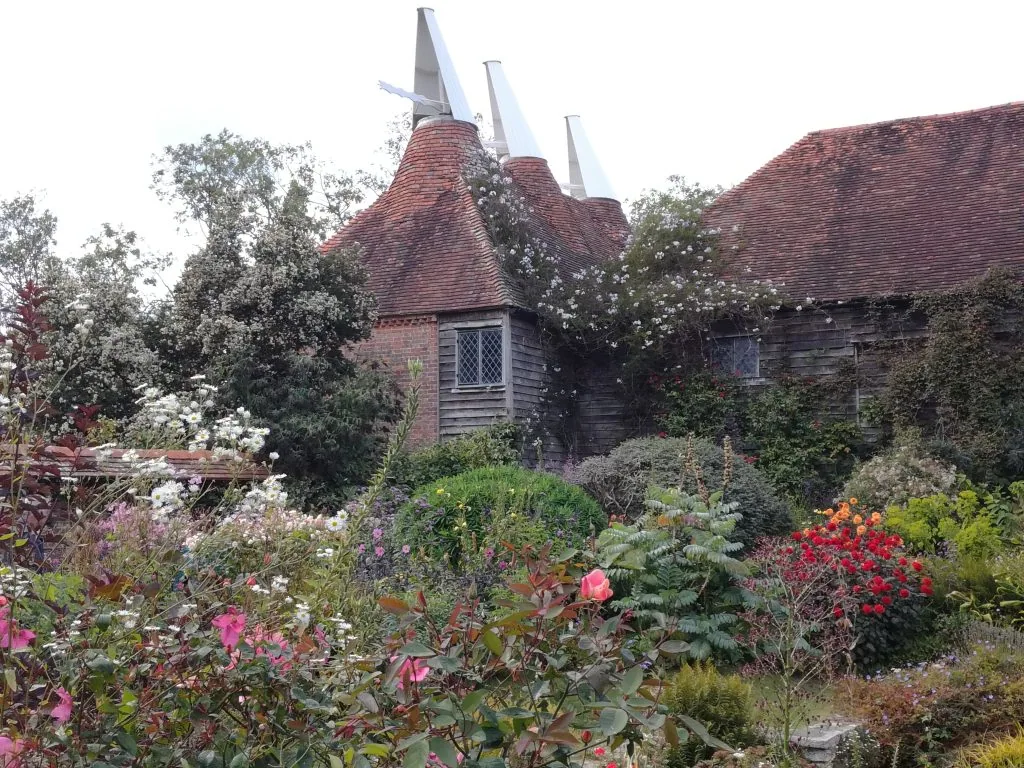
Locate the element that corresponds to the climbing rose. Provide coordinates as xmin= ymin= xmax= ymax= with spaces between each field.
xmin=51 ymin=687 xmax=73 ymax=724
xmin=580 ymin=569 xmax=613 ymax=602
xmin=594 ymin=748 xmax=606 ymax=757
xmin=211 ymin=608 xmax=247 ymax=650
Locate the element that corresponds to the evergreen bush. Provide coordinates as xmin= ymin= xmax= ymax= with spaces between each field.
xmin=571 ymin=436 xmax=791 ymax=547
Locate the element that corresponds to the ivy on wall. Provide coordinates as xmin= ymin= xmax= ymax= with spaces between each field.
xmin=877 ymin=269 xmax=1024 ymax=483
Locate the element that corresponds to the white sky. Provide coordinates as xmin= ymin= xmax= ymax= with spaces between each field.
xmin=2 ymin=0 xmax=1022 ymax=273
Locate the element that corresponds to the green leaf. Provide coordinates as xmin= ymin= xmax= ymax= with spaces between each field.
xmin=619 ymin=665 xmax=643 ymax=695
xmin=4 ymin=669 xmax=15 ymax=692
xmin=229 ymin=754 xmax=247 ymax=768
xmin=116 ymin=732 xmax=138 ymax=756
xmin=398 ymin=641 xmax=436 ymax=658
xmin=429 ymin=738 xmax=460 ymax=768
xmin=330 ymin=756 xmax=345 ymax=768
xmin=403 ymin=739 xmax=430 ymax=768
xmin=660 ymin=640 xmax=689 ymax=654
xmin=678 ymin=715 xmax=733 ymax=751
xmin=482 ymin=630 xmax=503 ymax=656
xmin=461 ymin=689 xmax=486 ymax=715
xmin=397 ymin=733 xmax=430 ymax=751
xmin=359 ymin=745 xmax=390 ymax=758
xmin=598 ymin=708 xmax=629 ymax=736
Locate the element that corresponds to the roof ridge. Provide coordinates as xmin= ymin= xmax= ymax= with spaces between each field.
xmin=809 ymin=100 xmax=1024 ymax=136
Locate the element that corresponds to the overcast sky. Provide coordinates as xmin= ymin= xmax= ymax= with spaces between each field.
xmin=2 ymin=0 xmax=1021 ymax=274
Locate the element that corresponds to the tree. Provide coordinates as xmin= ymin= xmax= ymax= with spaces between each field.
xmin=0 ymin=194 xmax=58 ymax=313
xmin=155 ymin=132 xmax=400 ymax=501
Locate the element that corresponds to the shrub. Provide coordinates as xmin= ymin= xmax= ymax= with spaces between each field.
xmin=839 ymin=644 xmax=1024 ymax=766
xmin=392 ymin=422 xmax=521 ymax=487
xmin=956 ymin=726 xmax=1024 ymax=768
xmin=396 ymin=465 xmax=606 ymax=569
xmin=571 ymin=436 xmax=791 ymax=547
xmin=600 ymin=483 xmax=752 ymax=662
xmin=842 ymin=440 xmax=959 ymax=510
xmin=663 ymin=663 xmax=755 ymax=768
xmin=886 ymin=491 xmax=1004 ymax=559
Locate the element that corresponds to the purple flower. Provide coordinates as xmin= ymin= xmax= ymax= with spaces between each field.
xmin=374 ymin=546 xmax=385 ymax=558
xmin=498 ymin=560 xmax=507 ymax=571
xmin=358 ymin=544 xmax=366 ymax=554
xmin=402 ymin=545 xmax=411 ymax=555
xmin=484 ymin=547 xmax=495 ymax=560
xmin=372 ymin=528 xmax=383 ymax=541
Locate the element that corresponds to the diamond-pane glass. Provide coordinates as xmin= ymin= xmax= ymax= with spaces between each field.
xmin=480 ymin=329 xmax=504 ymax=384
xmin=733 ymin=337 xmax=759 ymax=378
xmin=457 ymin=331 xmax=479 ymax=385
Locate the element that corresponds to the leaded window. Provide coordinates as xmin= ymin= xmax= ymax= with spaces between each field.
xmin=713 ymin=336 xmax=760 ymax=379
xmin=457 ymin=328 xmax=504 ymax=386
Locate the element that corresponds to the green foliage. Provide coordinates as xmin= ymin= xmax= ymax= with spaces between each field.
xmin=886 ymin=491 xmax=1004 ymax=559
xmin=599 ymin=486 xmax=752 ymax=662
xmin=663 ymin=663 xmax=755 ymax=768
xmin=572 ymin=436 xmax=791 ymax=547
xmin=956 ymin=726 xmax=1024 ymax=768
xmin=878 ymin=270 xmax=1024 ymax=483
xmin=657 ymin=373 xmax=863 ymax=512
xmin=393 ymin=423 xmax=522 ymax=487
xmin=157 ymin=131 xmax=401 ymax=499
xmin=840 ymin=644 xmax=1024 ymax=766
xmin=742 ymin=376 xmax=862 ymax=512
xmin=397 ymin=466 xmax=606 ymax=569
xmin=657 ymin=369 xmax=741 ymax=442
xmin=949 ymin=552 xmax=1024 ymax=630
xmin=842 ymin=437 xmax=959 ymax=510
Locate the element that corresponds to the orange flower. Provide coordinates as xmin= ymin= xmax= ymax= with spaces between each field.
xmin=856 ymin=525 xmax=867 ymax=535
xmin=871 ymin=512 xmax=882 ymax=523
xmin=849 ymin=497 xmax=859 ymax=505
xmin=853 ymin=514 xmax=863 ymax=525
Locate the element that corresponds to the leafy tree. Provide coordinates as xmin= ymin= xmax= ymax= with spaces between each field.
xmin=0 ymin=195 xmax=166 ymax=420
xmin=155 ymin=132 xmax=400 ymax=501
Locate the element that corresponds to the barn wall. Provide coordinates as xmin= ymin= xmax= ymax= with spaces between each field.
xmin=438 ymin=310 xmax=511 ymax=438
xmin=354 ymin=315 xmax=439 ymax=448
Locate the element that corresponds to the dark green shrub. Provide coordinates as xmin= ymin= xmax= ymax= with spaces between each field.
xmin=395 ymin=466 xmax=605 ymax=569
xmin=392 ymin=423 xmax=521 ymax=487
xmin=663 ymin=662 xmax=755 ymax=768
xmin=571 ymin=437 xmax=791 ymax=547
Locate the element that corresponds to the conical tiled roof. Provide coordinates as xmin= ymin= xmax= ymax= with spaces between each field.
xmin=322 ymin=117 xmax=511 ymax=316
xmin=322 ymin=117 xmax=628 ymax=316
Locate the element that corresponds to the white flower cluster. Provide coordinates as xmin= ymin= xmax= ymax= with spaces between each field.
xmin=132 ymin=380 xmax=269 ymax=457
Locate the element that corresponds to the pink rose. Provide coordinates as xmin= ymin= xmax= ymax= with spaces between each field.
xmin=0 ymin=735 xmax=25 ymax=767
xmin=211 ymin=608 xmax=247 ymax=650
xmin=0 ymin=607 xmax=35 ymax=650
xmin=393 ymin=655 xmax=430 ymax=689
xmin=51 ymin=687 xmax=73 ymax=724
xmin=580 ymin=569 xmax=613 ymax=602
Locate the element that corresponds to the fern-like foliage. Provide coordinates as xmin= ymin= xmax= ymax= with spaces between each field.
xmin=599 ymin=486 xmax=754 ymax=661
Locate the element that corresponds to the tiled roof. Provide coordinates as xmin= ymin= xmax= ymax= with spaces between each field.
xmin=505 ymin=157 xmax=628 ymax=279
xmin=321 ymin=117 xmax=511 ymax=317
xmin=706 ymin=102 xmax=1024 ymax=302
xmin=322 ymin=118 xmax=627 ymax=316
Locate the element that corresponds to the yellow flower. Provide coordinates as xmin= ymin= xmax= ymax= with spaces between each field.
xmin=857 ymin=525 xmax=867 ymax=535
xmin=457 ymin=502 xmax=465 ymax=511
xmin=853 ymin=514 xmax=863 ymax=525
xmin=436 ymin=488 xmax=445 ymax=495
xmin=849 ymin=497 xmax=859 ymax=505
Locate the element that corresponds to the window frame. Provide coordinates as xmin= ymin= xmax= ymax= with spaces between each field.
xmin=455 ymin=326 xmax=506 ymax=387
xmin=712 ymin=335 xmax=761 ymax=380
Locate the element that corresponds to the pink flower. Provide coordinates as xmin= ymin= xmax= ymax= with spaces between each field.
xmin=580 ymin=569 xmax=613 ymax=602
xmin=0 ymin=735 xmax=24 ymax=767
xmin=402 ymin=544 xmax=411 ymax=555
xmin=358 ymin=544 xmax=366 ymax=554
xmin=594 ymin=748 xmax=606 ymax=757
xmin=211 ymin=608 xmax=247 ymax=650
xmin=0 ymin=607 xmax=35 ymax=650
xmin=393 ymin=655 xmax=430 ymax=690
xmin=372 ymin=527 xmax=384 ymax=541
xmin=375 ymin=546 xmax=385 ymax=558
xmin=51 ymin=687 xmax=73 ymax=724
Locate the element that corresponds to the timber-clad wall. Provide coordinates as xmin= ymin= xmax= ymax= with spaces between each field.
xmin=717 ymin=299 xmax=926 ymax=427
xmin=509 ymin=312 xmax=565 ymax=461
xmin=438 ymin=310 xmax=510 ymax=438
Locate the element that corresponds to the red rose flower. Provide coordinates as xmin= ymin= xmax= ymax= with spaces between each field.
xmin=861 ymin=604 xmax=873 ymax=615
xmin=899 ymin=588 xmax=910 ymax=598
xmin=912 ymin=561 xmax=923 ymax=572
xmin=874 ymin=604 xmax=885 ymax=614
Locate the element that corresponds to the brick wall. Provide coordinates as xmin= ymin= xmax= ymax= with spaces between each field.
xmin=354 ymin=315 xmax=439 ymax=448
